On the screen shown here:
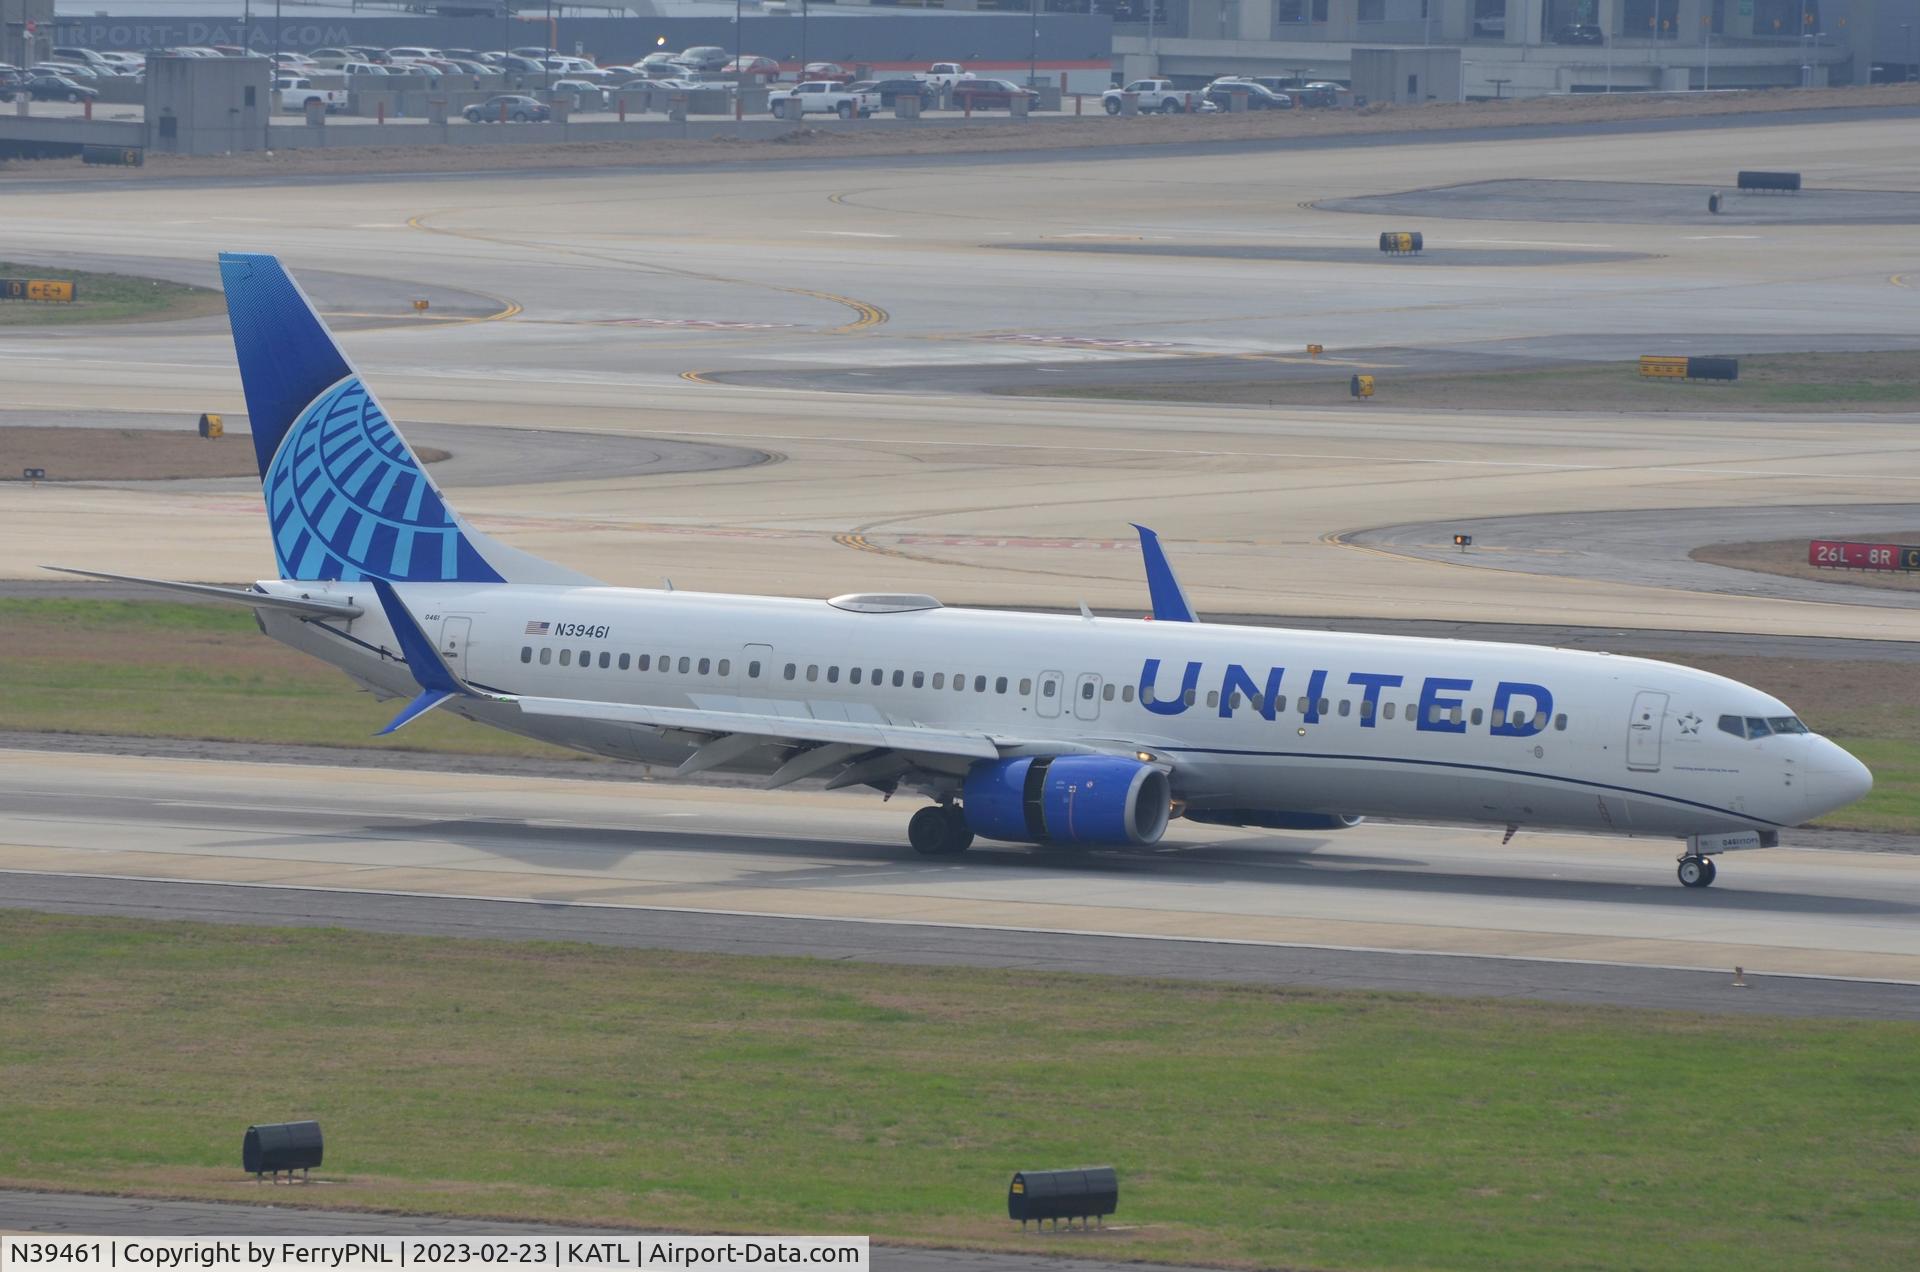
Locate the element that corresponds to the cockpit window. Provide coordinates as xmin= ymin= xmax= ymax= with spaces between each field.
xmin=1719 ymin=713 xmax=1808 ymax=740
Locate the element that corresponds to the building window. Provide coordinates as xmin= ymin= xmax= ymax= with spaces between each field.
xmin=1358 ymin=0 xmax=1384 ymax=18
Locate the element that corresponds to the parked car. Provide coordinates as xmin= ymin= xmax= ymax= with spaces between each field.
xmin=951 ymin=78 xmax=1039 ymax=110
xmin=463 ymin=93 xmax=550 ymax=122
xmin=51 ymin=47 xmax=113 ymax=69
xmin=33 ymin=62 xmax=102 ymax=79
xmin=802 ymin=61 xmax=854 ymax=83
xmin=767 ymin=80 xmax=879 ymax=118
xmin=1552 ymin=23 xmax=1606 ymax=44
xmin=276 ymin=76 xmax=347 ymax=113
xmin=723 ymin=55 xmax=781 ymax=79
xmin=846 ymin=77 xmax=935 ymax=108
xmin=1202 ymin=79 xmax=1292 ymax=109
xmin=1292 ymin=81 xmax=1343 ymax=107
xmin=923 ymin=62 xmax=973 ymax=88
xmin=676 ymin=46 xmax=730 ymax=72
xmin=386 ymin=46 xmax=446 ymax=62
xmin=1103 ymin=78 xmax=1192 ymax=113
xmin=637 ymin=51 xmax=688 ymax=75
xmin=548 ymin=78 xmax=602 ymax=101
xmin=26 ymin=74 xmax=99 ymax=102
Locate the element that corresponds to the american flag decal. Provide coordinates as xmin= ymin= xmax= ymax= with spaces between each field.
xmin=524 ymin=620 xmax=550 ymax=635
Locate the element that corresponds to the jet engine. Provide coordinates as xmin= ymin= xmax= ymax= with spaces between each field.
xmin=961 ymin=755 xmax=1171 ymax=846
xmin=1183 ymin=811 xmax=1365 ymax=831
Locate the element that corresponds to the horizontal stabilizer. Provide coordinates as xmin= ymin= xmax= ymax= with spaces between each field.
xmin=42 ymin=566 xmax=362 ymax=619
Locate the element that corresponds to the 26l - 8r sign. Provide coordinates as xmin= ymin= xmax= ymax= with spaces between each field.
xmin=1809 ymin=540 xmax=1920 ymax=571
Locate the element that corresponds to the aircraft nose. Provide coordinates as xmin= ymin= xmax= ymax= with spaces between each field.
xmin=1808 ymin=743 xmax=1873 ymax=816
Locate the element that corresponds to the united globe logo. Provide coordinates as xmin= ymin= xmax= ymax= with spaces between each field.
xmin=265 ymin=376 xmax=486 ymax=582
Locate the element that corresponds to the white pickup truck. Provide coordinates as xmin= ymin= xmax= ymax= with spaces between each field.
xmin=767 ymin=80 xmax=879 ymax=119
xmin=1102 ymin=79 xmax=1196 ymax=114
xmin=276 ymin=76 xmax=348 ymax=114
xmin=922 ymin=62 xmax=974 ymax=89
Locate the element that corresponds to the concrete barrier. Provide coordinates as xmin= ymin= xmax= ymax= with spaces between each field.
xmin=895 ymin=96 xmax=921 ymax=119
xmin=1010 ymin=94 xmax=1029 ymax=119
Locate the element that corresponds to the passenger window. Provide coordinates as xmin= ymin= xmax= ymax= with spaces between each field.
xmin=934 ymin=673 xmax=946 ymax=689
xmin=520 ymin=646 xmax=532 ymax=663
xmin=827 ymin=666 xmax=840 ymax=683
xmin=1042 ymin=679 xmax=1055 ymax=697
xmin=850 ymin=667 xmax=863 ymax=685
xmin=698 ymin=658 xmax=711 ymax=675
xmin=1492 ymin=709 xmax=1506 ymax=728
xmin=678 ymin=656 xmax=690 ymax=674
xmin=1296 ymin=696 xmax=1309 ymax=713
xmin=579 ymin=649 xmax=590 ymax=666
xmin=539 ymin=647 xmax=552 ymax=665
xmin=1511 ymin=711 xmax=1528 ymax=729
xmin=1021 ymin=678 xmax=1033 ymax=695
xmin=1470 ymin=707 xmax=1482 ymax=725
xmin=955 ymin=675 xmax=965 ymax=692
xmin=998 ymin=677 xmax=1010 ymax=694
xmin=1360 ymin=698 xmax=1375 ymax=719
xmin=1184 ymin=689 xmax=1197 ymax=706
xmin=599 ymin=652 xmax=611 ymax=669
xmin=1121 ymin=685 xmax=1134 ymax=703
xmin=1140 ymin=686 xmax=1153 ymax=704
xmin=618 ymin=653 xmax=630 ymax=670
xmin=976 ymin=675 xmax=988 ymax=693
xmin=659 ymin=653 xmax=670 ymax=670
xmin=1382 ymin=702 xmax=1394 ymax=719
xmin=639 ymin=654 xmax=651 ymax=671
xmin=913 ymin=671 xmax=925 ymax=688
xmin=807 ymin=665 xmax=819 ymax=682
xmin=718 ymin=659 xmax=731 ymax=677
xmin=1104 ymin=684 xmax=1115 ymax=701
xmin=559 ymin=649 xmax=572 ymax=666
xmin=872 ymin=668 xmax=882 ymax=685
xmin=749 ymin=661 xmax=761 ymax=678
xmin=1338 ymin=699 xmax=1351 ymax=717
xmin=1448 ymin=706 xmax=1461 ymax=724
xmin=893 ymin=670 xmax=905 ymax=687
xmin=1206 ymin=690 xmax=1219 ymax=708
xmin=784 ymin=663 xmax=796 ymax=680
xmin=1554 ymin=714 xmax=1567 ymax=731
xmin=1319 ymin=698 xmax=1331 ymax=716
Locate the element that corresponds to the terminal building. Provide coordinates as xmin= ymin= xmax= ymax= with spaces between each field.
xmin=1114 ymin=0 xmax=1885 ymax=96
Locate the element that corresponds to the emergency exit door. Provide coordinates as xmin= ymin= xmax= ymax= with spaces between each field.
xmin=440 ymin=617 xmax=471 ymax=679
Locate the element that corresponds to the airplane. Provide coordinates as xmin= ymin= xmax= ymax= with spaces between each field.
xmin=52 ymin=253 xmax=1873 ymax=889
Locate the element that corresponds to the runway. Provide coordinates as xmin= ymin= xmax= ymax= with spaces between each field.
xmin=0 ymin=113 xmax=1916 ymax=639
xmin=4 ymin=749 xmax=1917 ymax=1013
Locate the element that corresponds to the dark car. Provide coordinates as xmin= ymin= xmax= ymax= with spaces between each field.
xmin=1552 ymin=23 xmax=1606 ymax=44
xmin=463 ymin=93 xmax=550 ymax=122
xmin=676 ymin=46 xmax=729 ymax=72
xmin=1290 ymin=81 xmax=1341 ymax=107
xmin=951 ymin=77 xmax=1039 ymax=109
xmin=850 ymin=77 xmax=935 ymax=108
xmin=27 ymin=74 xmax=98 ymax=102
xmin=1202 ymin=80 xmax=1291 ymax=110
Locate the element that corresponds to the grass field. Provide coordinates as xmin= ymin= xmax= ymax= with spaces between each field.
xmin=4 ymin=598 xmax=1915 ymax=832
xmin=0 ymin=261 xmax=224 ymax=326
xmin=1016 ymin=351 xmax=1920 ymax=413
xmin=1 ymin=912 xmax=1915 ymax=1269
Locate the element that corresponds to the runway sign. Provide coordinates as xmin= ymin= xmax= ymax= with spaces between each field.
xmin=1638 ymin=355 xmax=1688 ymax=379
xmin=1808 ymin=540 xmax=1920 ymax=571
xmin=0 ymin=279 xmax=76 ymax=302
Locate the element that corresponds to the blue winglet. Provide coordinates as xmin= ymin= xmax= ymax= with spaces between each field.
xmin=370 ymin=579 xmax=468 ymax=734
xmin=1131 ymin=524 xmax=1198 ymax=623
xmin=376 ymin=688 xmax=457 ymax=736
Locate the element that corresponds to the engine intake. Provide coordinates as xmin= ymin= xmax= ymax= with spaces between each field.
xmin=962 ymin=755 xmax=1171 ymax=846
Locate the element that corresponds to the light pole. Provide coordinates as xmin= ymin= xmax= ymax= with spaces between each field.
xmin=1702 ymin=17 xmax=1710 ymax=90
xmin=800 ymin=0 xmax=808 ymax=77
xmin=1028 ymin=0 xmax=1038 ymax=87
xmin=1146 ymin=0 xmax=1155 ymax=74
xmin=545 ymin=0 xmax=553 ymax=91
xmin=734 ymin=0 xmax=743 ymax=85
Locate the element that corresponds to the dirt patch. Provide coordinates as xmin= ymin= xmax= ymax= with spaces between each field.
xmin=2 ymin=84 xmax=1915 ymax=182
xmin=1015 ymin=350 xmax=1920 ymax=413
xmin=1693 ymin=535 xmax=1920 ymax=592
xmin=0 ymin=427 xmax=449 ymax=481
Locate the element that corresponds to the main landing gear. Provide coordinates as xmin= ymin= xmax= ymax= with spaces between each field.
xmin=909 ymin=804 xmax=974 ymax=856
xmin=1677 ymin=854 xmax=1718 ymax=888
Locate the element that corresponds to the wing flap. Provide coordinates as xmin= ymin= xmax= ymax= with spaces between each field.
xmin=511 ymin=695 xmax=1003 ymax=762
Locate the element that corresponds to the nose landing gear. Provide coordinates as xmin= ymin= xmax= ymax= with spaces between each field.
xmin=909 ymin=803 xmax=974 ymax=856
xmin=1677 ymin=854 xmax=1718 ymax=888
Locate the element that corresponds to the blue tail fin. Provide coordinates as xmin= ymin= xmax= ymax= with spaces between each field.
xmin=220 ymin=252 xmax=509 ymax=584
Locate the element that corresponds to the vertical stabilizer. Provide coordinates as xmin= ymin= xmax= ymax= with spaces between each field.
xmin=219 ymin=252 xmax=594 ymax=586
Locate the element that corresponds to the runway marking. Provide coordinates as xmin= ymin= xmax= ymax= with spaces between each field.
xmin=1687 ymin=234 xmax=1765 ymax=240
xmin=679 ymin=370 xmax=718 ymax=384
xmin=4 ymin=868 xmax=1912 ymax=987
xmin=807 ymin=231 xmax=898 ymax=238
xmin=405 ymin=210 xmax=885 ymax=335
xmin=1894 ymin=274 xmax=1911 ymax=289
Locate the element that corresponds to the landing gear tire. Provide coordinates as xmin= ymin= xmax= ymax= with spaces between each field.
xmin=909 ymin=805 xmax=972 ymax=855
xmin=1677 ymin=855 xmax=1715 ymax=888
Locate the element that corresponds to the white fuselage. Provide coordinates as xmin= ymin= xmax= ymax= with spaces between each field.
xmin=257 ymin=579 xmax=1871 ymax=839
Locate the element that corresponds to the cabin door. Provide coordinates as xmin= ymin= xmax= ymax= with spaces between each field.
xmin=1626 ymin=691 xmax=1667 ymax=772
xmin=439 ymin=617 xmax=471 ymax=679
xmin=1035 ymin=670 xmax=1064 ymax=719
xmin=1074 ymin=672 xmax=1103 ymax=722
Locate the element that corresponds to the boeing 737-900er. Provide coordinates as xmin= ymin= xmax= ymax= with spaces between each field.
xmin=53 ymin=254 xmax=1873 ymax=887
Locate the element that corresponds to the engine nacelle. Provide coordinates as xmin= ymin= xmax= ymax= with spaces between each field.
xmin=962 ymin=755 xmax=1171 ymax=846
xmin=1183 ymin=810 xmax=1365 ymax=831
